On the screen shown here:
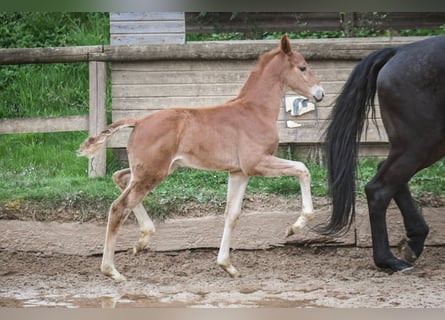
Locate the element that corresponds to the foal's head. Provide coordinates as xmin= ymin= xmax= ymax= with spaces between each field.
xmin=278 ymin=35 xmax=324 ymax=102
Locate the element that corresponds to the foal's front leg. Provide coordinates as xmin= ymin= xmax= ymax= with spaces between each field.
xmin=217 ymin=172 xmax=250 ymax=278
xmin=252 ymin=155 xmax=314 ymax=237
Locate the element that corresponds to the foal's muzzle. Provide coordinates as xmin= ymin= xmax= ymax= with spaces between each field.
xmin=311 ymin=86 xmax=325 ymax=103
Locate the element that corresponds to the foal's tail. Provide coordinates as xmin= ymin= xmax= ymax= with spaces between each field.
xmin=318 ymin=47 xmax=397 ymax=235
xmin=77 ymin=117 xmax=137 ymax=158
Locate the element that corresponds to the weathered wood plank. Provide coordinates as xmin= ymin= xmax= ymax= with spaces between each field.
xmin=110 ymin=11 xmax=185 ymax=46
xmin=110 ymin=21 xmax=185 ymax=34
xmin=110 ymin=34 xmax=186 ymax=46
xmin=111 ymin=103 xmax=367 ymax=123
xmin=0 ymin=46 xmax=103 ymax=65
xmin=111 ymin=60 xmax=352 ymax=76
xmin=112 ymin=83 xmax=243 ymax=98
xmin=112 ymin=96 xmax=233 ymax=110
xmin=111 ymin=68 xmax=353 ymax=85
xmin=110 ymin=93 xmax=352 ymax=113
xmin=111 ymin=82 xmax=350 ymax=99
xmin=112 ymin=70 xmax=250 ymax=85
xmin=110 ymin=12 xmax=185 ymax=21
xmin=88 ymin=61 xmax=107 ymax=178
xmin=0 ymin=115 xmax=88 ymax=134
xmin=0 ymin=37 xmax=426 ymax=65
xmin=111 ymin=60 xmax=254 ymax=72
xmin=94 ymin=37 xmax=428 ymax=62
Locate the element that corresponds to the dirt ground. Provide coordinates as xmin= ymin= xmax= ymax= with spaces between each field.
xmin=0 ymin=196 xmax=444 ymax=308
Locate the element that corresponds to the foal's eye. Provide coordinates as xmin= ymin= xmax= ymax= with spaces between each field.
xmin=298 ymin=66 xmax=306 ymax=72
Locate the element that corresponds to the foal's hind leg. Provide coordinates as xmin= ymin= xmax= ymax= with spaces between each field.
xmin=101 ymin=179 xmax=156 ymax=281
xmin=217 ymin=172 xmax=250 ymax=278
xmin=112 ymin=169 xmax=156 ymax=255
xmin=250 ymin=155 xmax=314 ymax=237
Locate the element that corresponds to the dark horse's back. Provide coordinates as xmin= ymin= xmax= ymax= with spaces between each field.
xmin=321 ymin=35 xmax=445 ymax=272
xmin=377 ymin=36 xmax=445 ymax=162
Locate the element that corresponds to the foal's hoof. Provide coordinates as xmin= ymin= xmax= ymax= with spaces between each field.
xmin=133 ymin=243 xmax=150 ymax=256
xmin=219 ymin=264 xmax=241 ymax=278
xmin=285 ymin=226 xmax=295 ymax=238
xmin=101 ymin=265 xmax=127 ymax=282
xmin=133 ymin=237 xmax=151 ymax=255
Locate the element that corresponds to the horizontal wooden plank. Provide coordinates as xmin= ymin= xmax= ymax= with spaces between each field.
xmin=110 ymin=12 xmax=185 ymax=21
xmin=110 ymin=104 xmax=356 ymax=122
xmin=111 ymin=34 xmax=185 ymax=45
xmin=111 ymin=81 xmax=347 ymax=98
xmin=111 ymin=69 xmax=249 ymax=85
xmin=111 ymin=94 xmax=341 ymax=110
xmin=112 ymin=96 xmax=233 ymax=109
xmin=0 ymin=46 xmax=103 ymax=65
xmin=94 ymin=37 xmax=429 ymax=63
xmin=111 ymin=68 xmax=352 ymax=86
xmin=111 ymin=94 xmax=382 ymax=120
xmin=0 ymin=37 xmax=427 ymax=65
xmin=111 ymin=60 xmax=254 ymax=72
xmin=277 ymin=121 xmax=387 ymax=144
xmin=110 ymin=21 xmax=185 ymax=34
xmin=111 ymin=60 xmax=353 ymax=74
xmin=0 ymin=115 xmax=88 ymax=134
xmin=112 ymin=83 xmax=243 ymax=98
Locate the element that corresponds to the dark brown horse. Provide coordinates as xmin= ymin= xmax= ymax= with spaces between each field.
xmin=322 ymin=35 xmax=445 ymax=272
xmin=79 ymin=35 xmax=324 ymax=281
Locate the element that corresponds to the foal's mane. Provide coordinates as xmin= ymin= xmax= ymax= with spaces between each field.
xmin=236 ymin=47 xmax=283 ymax=98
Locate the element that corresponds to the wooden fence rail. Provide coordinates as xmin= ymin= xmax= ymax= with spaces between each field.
xmin=0 ymin=36 xmax=429 ymax=177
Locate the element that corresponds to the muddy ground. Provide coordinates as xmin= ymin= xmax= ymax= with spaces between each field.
xmin=0 ymin=196 xmax=444 ymax=308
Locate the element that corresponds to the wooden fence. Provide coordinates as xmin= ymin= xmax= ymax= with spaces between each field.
xmin=0 ymin=46 xmax=108 ymax=178
xmin=0 ymin=36 xmax=429 ymax=177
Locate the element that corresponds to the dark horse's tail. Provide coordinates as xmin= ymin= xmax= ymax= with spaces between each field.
xmin=319 ymin=47 xmax=397 ymax=235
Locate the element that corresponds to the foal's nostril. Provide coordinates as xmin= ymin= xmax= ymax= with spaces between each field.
xmin=314 ymin=90 xmax=325 ymax=102
xmin=311 ymin=86 xmax=325 ymax=103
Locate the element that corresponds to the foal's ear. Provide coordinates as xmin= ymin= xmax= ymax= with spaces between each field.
xmin=280 ymin=34 xmax=292 ymax=56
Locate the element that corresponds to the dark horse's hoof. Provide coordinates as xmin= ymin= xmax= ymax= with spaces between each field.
xmin=376 ymin=257 xmax=413 ymax=273
xmin=397 ymin=238 xmax=419 ymax=264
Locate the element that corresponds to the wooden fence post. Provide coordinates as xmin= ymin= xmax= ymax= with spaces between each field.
xmin=88 ymin=61 xmax=107 ymax=178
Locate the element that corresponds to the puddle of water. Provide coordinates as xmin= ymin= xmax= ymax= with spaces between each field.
xmin=1 ymin=293 xmax=190 ymax=308
xmin=1 ymin=291 xmax=319 ymax=308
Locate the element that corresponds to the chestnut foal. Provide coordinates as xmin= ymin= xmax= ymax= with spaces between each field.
xmin=79 ymin=35 xmax=324 ymax=281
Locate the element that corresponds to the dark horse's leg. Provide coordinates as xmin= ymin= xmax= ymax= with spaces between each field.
xmin=365 ymin=37 xmax=445 ymax=271
xmin=393 ymin=183 xmax=429 ymax=263
xmin=370 ymin=161 xmax=429 ymax=266
xmin=365 ymin=157 xmax=416 ymax=271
